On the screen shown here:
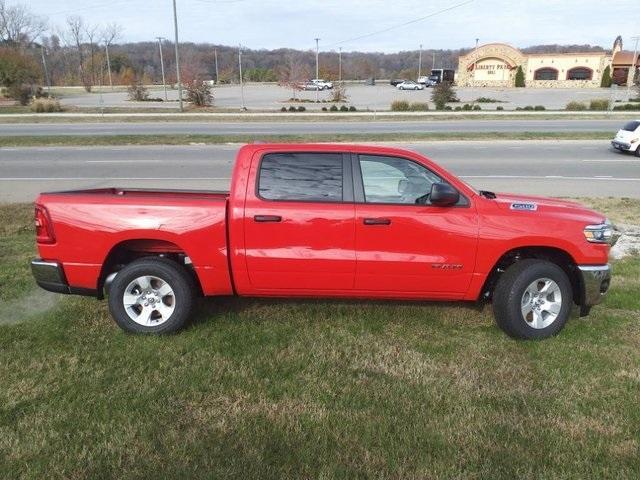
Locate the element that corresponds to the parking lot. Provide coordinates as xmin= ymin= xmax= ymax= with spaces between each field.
xmin=57 ymin=83 xmax=631 ymax=111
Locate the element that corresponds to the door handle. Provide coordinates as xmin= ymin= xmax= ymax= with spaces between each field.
xmin=363 ymin=217 xmax=391 ymax=226
xmin=254 ymin=215 xmax=282 ymax=223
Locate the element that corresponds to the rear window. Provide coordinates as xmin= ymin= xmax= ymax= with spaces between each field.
xmin=623 ymin=121 xmax=640 ymax=132
xmin=258 ymin=153 xmax=343 ymax=202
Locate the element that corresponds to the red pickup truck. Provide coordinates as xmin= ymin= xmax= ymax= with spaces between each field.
xmin=32 ymin=143 xmax=616 ymax=339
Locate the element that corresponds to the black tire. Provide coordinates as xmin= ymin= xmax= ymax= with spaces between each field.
xmin=635 ymin=147 xmax=640 ymax=158
xmin=107 ymin=257 xmax=195 ymax=334
xmin=493 ymin=259 xmax=573 ymax=339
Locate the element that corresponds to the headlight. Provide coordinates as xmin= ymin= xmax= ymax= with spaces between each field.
xmin=584 ymin=219 xmax=614 ymax=244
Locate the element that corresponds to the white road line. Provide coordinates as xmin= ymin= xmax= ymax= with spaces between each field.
xmin=461 ymin=175 xmax=640 ymax=181
xmin=0 ymin=177 xmax=231 ymax=181
xmin=85 ymin=160 xmax=162 ymax=163
xmin=582 ymin=159 xmax=640 ymax=162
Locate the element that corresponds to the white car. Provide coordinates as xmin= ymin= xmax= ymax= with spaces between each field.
xmin=311 ymin=79 xmax=333 ymax=90
xmin=611 ymin=120 xmax=640 ymax=157
xmin=396 ymin=80 xmax=424 ymax=91
xmin=417 ymin=76 xmax=437 ymax=87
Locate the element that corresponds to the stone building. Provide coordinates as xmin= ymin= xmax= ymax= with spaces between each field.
xmin=456 ymin=36 xmax=639 ymax=88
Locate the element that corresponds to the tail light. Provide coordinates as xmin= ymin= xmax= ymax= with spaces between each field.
xmin=35 ymin=204 xmax=55 ymax=244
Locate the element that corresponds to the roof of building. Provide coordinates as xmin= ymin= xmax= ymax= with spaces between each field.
xmin=612 ymin=51 xmax=640 ymax=66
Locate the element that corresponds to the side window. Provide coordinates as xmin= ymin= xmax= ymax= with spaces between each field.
xmin=258 ymin=153 xmax=343 ymax=202
xmin=359 ymin=155 xmax=443 ymax=204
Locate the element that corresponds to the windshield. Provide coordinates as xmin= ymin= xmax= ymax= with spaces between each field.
xmin=622 ymin=121 xmax=640 ymax=132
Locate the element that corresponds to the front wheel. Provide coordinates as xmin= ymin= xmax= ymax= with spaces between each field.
xmin=635 ymin=146 xmax=640 ymax=158
xmin=107 ymin=257 xmax=195 ymax=334
xmin=493 ymin=259 xmax=573 ymax=339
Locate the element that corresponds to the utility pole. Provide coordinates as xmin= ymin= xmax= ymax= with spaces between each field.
xmin=214 ymin=48 xmax=219 ymax=85
xmin=156 ymin=36 xmax=168 ymax=101
xmin=627 ymin=35 xmax=639 ymax=100
xmin=172 ymin=0 xmax=183 ymax=112
xmin=104 ymin=42 xmax=113 ymax=89
xmin=432 ymin=51 xmax=435 ymax=72
xmin=40 ymin=45 xmax=51 ymax=94
xmin=418 ymin=44 xmax=423 ymax=79
xmin=238 ymin=45 xmax=245 ymax=110
xmin=338 ymin=47 xmax=342 ymax=82
xmin=474 ymin=38 xmax=479 ymax=84
xmin=314 ymin=37 xmax=320 ymax=102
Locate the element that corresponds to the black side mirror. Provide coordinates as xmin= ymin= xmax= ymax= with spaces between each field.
xmin=429 ymin=182 xmax=460 ymax=207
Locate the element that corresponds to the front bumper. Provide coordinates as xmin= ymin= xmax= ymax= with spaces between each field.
xmin=578 ymin=264 xmax=611 ymax=311
xmin=31 ymin=258 xmax=97 ymax=296
xmin=611 ymin=140 xmax=632 ymax=150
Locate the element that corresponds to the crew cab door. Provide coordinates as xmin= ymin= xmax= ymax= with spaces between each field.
xmin=353 ymin=154 xmax=478 ymax=296
xmin=243 ymin=151 xmax=356 ymax=291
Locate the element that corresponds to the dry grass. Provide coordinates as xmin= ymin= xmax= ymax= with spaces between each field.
xmin=1 ymin=202 xmax=639 ymax=479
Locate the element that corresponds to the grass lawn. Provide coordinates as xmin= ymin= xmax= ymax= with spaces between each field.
xmin=1 ymin=201 xmax=639 ymax=479
xmin=0 ymin=131 xmax=616 ymax=148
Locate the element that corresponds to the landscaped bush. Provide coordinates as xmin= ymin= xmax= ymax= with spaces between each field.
xmin=566 ymin=101 xmax=587 ymax=111
xmin=534 ymin=105 xmax=545 ymax=111
xmin=522 ymin=105 xmax=534 ymax=111
xmin=391 ymin=100 xmax=410 ymax=111
xmin=444 ymin=105 xmax=453 ymax=110
xmin=407 ymin=102 xmax=429 ymax=111
xmin=280 ymin=106 xmax=287 ymax=112
xmin=185 ymin=82 xmax=213 ymax=107
xmin=496 ymin=106 xmax=504 ymax=111
xmin=321 ymin=106 xmax=327 ymax=111
xmin=454 ymin=106 xmax=462 ymax=111
xmin=514 ymin=66 xmax=525 ymax=87
xmin=30 ymin=98 xmax=62 ymax=113
xmin=461 ymin=103 xmax=473 ymax=111
xmin=348 ymin=105 xmax=357 ymax=111
xmin=127 ymin=82 xmax=148 ymax=102
xmin=600 ymin=65 xmax=612 ymax=88
xmin=472 ymin=105 xmax=481 ymax=111
xmin=339 ymin=105 xmax=349 ymax=112
xmin=329 ymin=105 xmax=338 ymax=111
xmin=297 ymin=106 xmax=306 ymax=112
xmin=288 ymin=105 xmax=297 ymax=112
xmin=613 ymin=103 xmax=640 ymax=111
xmin=475 ymin=97 xmax=500 ymax=103
xmin=589 ymin=99 xmax=610 ymax=111
xmin=431 ymin=82 xmax=458 ymax=110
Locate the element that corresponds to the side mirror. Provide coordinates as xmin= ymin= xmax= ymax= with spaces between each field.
xmin=429 ymin=182 xmax=460 ymax=207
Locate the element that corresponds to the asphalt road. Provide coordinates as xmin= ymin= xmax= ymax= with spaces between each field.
xmin=2 ymin=140 xmax=639 ymax=202
xmin=0 ymin=119 xmax=627 ymax=136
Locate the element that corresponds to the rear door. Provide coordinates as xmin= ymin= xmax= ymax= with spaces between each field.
xmin=243 ymin=151 xmax=356 ymax=292
xmin=353 ymin=154 xmax=478 ymax=296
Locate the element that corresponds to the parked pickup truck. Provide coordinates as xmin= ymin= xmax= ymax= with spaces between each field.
xmin=32 ymin=144 xmax=616 ymax=339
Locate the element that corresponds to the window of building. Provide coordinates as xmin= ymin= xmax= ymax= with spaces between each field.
xmin=566 ymin=67 xmax=593 ymax=80
xmin=359 ymin=155 xmax=442 ymax=204
xmin=258 ymin=153 xmax=343 ymax=202
xmin=534 ymin=68 xmax=558 ymax=80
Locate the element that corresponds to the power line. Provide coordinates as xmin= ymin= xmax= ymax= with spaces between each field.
xmin=324 ymin=0 xmax=475 ymax=48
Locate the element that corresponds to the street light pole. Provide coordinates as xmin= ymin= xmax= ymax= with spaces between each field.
xmin=104 ymin=42 xmax=113 ymax=89
xmin=338 ymin=47 xmax=342 ymax=82
xmin=172 ymin=0 xmax=183 ymax=112
xmin=156 ymin=37 xmax=168 ymax=101
xmin=238 ymin=45 xmax=245 ymax=110
xmin=214 ymin=48 xmax=219 ymax=85
xmin=627 ymin=35 xmax=639 ymax=100
xmin=418 ymin=44 xmax=422 ymax=79
xmin=473 ymin=38 xmax=479 ymax=84
xmin=314 ymin=37 xmax=320 ymax=102
xmin=40 ymin=45 xmax=51 ymax=94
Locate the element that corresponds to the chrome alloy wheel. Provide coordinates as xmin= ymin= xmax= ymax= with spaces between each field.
xmin=520 ymin=277 xmax=562 ymax=329
xmin=123 ymin=275 xmax=176 ymax=326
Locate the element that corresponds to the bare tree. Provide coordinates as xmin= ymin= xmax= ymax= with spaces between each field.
xmin=65 ymin=16 xmax=91 ymax=91
xmin=0 ymin=0 xmax=46 ymax=45
xmin=277 ymin=54 xmax=310 ymax=100
xmin=84 ymin=23 xmax=98 ymax=86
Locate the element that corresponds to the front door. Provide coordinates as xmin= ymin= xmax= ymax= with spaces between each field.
xmin=353 ymin=154 xmax=478 ymax=296
xmin=243 ymin=151 xmax=356 ymax=292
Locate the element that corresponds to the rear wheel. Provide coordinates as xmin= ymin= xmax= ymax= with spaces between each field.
xmin=493 ymin=259 xmax=573 ymax=339
xmin=107 ymin=257 xmax=195 ymax=334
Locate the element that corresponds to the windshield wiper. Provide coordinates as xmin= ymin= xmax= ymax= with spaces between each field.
xmin=479 ymin=190 xmax=497 ymax=199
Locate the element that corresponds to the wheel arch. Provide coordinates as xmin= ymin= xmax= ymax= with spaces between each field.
xmin=480 ymin=246 xmax=583 ymax=306
xmin=97 ymin=238 xmax=203 ymax=298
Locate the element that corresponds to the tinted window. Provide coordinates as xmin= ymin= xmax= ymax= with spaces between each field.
xmin=359 ymin=155 xmax=442 ymax=204
xmin=623 ymin=121 xmax=640 ymax=132
xmin=534 ymin=68 xmax=558 ymax=80
xmin=566 ymin=67 xmax=592 ymax=80
xmin=258 ymin=153 xmax=343 ymax=202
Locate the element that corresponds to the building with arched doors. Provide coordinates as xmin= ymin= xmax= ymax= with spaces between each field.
xmin=456 ymin=37 xmax=638 ymax=88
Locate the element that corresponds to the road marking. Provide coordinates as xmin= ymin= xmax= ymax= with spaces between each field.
xmin=0 ymin=177 xmax=231 ymax=181
xmin=85 ymin=160 xmax=162 ymax=163
xmin=582 ymin=159 xmax=640 ymax=162
xmin=461 ymin=175 xmax=640 ymax=181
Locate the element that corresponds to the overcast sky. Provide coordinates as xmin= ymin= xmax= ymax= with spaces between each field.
xmin=31 ymin=0 xmax=640 ymax=52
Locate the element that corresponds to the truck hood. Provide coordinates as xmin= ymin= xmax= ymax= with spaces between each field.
xmin=492 ymin=193 xmax=606 ymax=224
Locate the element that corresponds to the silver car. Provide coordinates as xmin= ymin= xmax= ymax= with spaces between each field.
xmin=396 ymin=80 xmax=424 ymax=91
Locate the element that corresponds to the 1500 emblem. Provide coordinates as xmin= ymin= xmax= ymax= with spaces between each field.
xmin=432 ymin=263 xmax=463 ymax=270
